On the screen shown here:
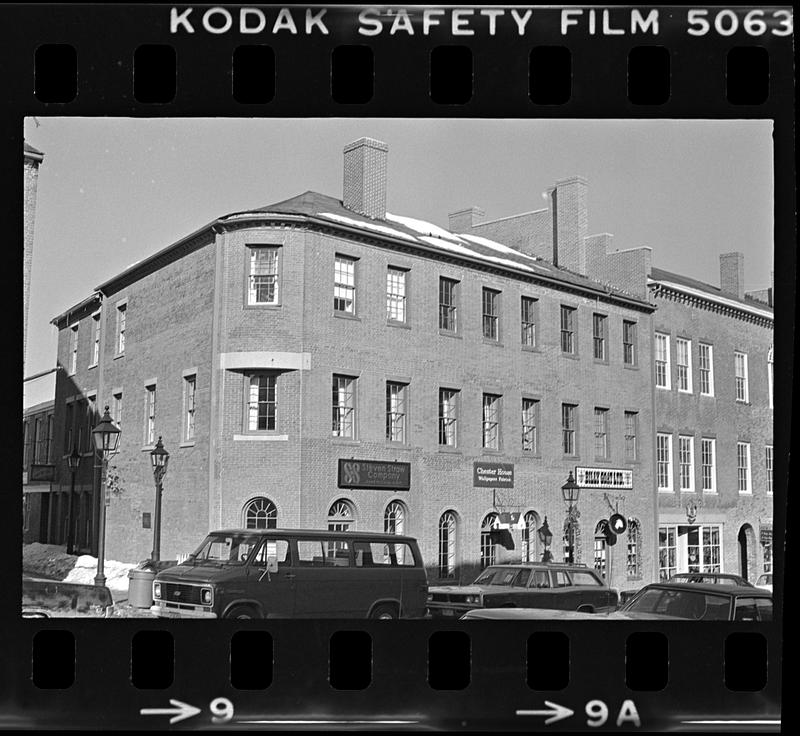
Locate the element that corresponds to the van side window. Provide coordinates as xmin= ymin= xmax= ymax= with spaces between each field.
xmin=354 ymin=541 xmax=417 ymax=567
xmin=325 ymin=539 xmax=352 ymax=566
xmin=297 ymin=540 xmax=326 ymax=566
xmin=252 ymin=539 xmax=289 ymax=567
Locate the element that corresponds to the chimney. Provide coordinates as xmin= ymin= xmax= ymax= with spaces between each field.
xmin=550 ymin=176 xmax=588 ymax=274
xmin=342 ymin=137 xmax=388 ymax=220
xmin=448 ymin=206 xmax=485 ymax=233
xmin=720 ymin=252 xmax=745 ymax=299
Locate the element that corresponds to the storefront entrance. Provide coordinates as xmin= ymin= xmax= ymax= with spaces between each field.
xmin=658 ymin=524 xmax=722 ymax=581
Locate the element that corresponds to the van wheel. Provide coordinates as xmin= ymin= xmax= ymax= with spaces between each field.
xmin=577 ymin=605 xmax=594 ymax=614
xmin=225 ymin=605 xmax=259 ymax=620
xmin=370 ymin=604 xmax=398 ymax=620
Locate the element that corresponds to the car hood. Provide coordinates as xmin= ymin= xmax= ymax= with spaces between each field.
xmin=462 ymin=607 xmax=601 ymax=620
xmin=155 ymin=563 xmax=247 ymax=584
xmin=429 ymin=585 xmax=490 ymax=595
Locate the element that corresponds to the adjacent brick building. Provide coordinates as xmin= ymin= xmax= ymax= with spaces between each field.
xmin=49 ymin=138 xmax=659 ymax=590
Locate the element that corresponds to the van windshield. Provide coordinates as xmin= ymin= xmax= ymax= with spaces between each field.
xmin=189 ymin=533 xmax=262 ymax=565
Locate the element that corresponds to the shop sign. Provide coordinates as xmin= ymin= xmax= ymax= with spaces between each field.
xmin=575 ymin=466 xmax=633 ymax=490
xmin=29 ymin=464 xmax=56 ymax=482
xmin=338 ymin=459 xmax=411 ymax=490
xmin=473 ymin=462 xmax=514 ymax=488
xmin=760 ymin=526 xmax=772 ymax=544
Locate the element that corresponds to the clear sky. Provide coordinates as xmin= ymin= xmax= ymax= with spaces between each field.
xmin=23 ymin=117 xmax=774 ymax=377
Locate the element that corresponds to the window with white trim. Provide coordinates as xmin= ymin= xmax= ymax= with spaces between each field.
xmin=737 ymin=442 xmax=751 ymax=493
xmin=386 ymin=382 xmax=407 ymax=444
xmin=521 ymin=398 xmax=539 ymax=453
xmin=699 ymin=343 xmax=714 ymax=396
xmin=676 ymin=338 xmax=692 ymax=392
xmin=69 ymin=325 xmax=78 ymax=375
xmin=594 ymin=407 xmax=609 ymax=459
xmin=560 ymin=306 xmax=576 ymax=354
xmin=624 ymin=411 xmax=638 ymax=462
xmin=246 ymin=373 xmax=276 ymax=431
xmin=384 ymin=501 xmax=406 ymax=536
xmin=116 ymin=303 xmax=126 ymax=355
xmin=521 ymin=511 xmax=539 ymax=562
xmin=626 ymin=519 xmax=641 ymax=579
xmin=480 ymin=512 xmax=499 ymax=569
xmin=244 ymin=497 xmax=277 ymax=529
xmin=247 ymin=246 xmax=280 ymax=305
xmin=333 ymin=255 xmax=356 ymax=314
xmin=439 ymin=277 xmax=458 ymax=332
xmin=439 ymin=388 xmax=459 ymax=447
xmin=562 ymin=404 xmax=577 ymax=456
xmin=438 ymin=511 xmax=458 ymax=578
xmin=622 ymin=320 xmax=637 ymax=366
xmin=328 ymin=499 xmax=355 ymax=533
xmin=735 ymin=351 xmax=749 ymax=403
xmin=678 ymin=435 xmax=694 ymax=491
xmin=593 ymin=313 xmax=607 ymax=361
xmin=91 ymin=313 xmax=101 ymax=366
xmin=332 ymin=375 xmax=356 ymax=438
xmin=482 ymin=288 xmax=500 ymax=341
xmin=701 ymin=438 xmax=716 ymax=493
xmin=657 ymin=433 xmax=673 ymax=491
xmin=765 ymin=446 xmax=773 ymax=494
xmin=521 ymin=296 xmax=537 ymax=347
xmin=184 ymin=374 xmax=197 ymax=440
xmin=145 ymin=384 xmax=157 ymax=446
xmin=767 ymin=347 xmax=773 ymax=409
xmin=655 ymin=333 xmax=670 ymax=388
xmin=482 ymin=394 xmax=501 ymax=450
xmin=386 ymin=267 xmax=407 ymax=322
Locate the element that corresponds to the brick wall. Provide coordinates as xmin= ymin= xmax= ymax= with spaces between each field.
xmin=468 ymin=209 xmax=553 ymax=261
xmin=23 ymin=156 xmax=42 ymax=367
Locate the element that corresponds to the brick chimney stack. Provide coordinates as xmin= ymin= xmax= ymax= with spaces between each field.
xmin=720 ymin=252 xmax=745 ymax=299
xmin=550 ymin=176 xmax=588 ymax=273
xmin=343 ymin=137 xmax=388 ymax=220
xmin=448 ymin=206 xmax=485 ymax=232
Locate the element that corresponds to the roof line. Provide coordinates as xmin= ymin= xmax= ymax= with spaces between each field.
xmin=474 ymin=208 xmax=549 ymax=226
xmin=648 ymin=277 xmax=773 ymax=321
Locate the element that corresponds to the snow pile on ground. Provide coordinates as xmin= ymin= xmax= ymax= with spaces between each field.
xmin=22 ymin=543 xmax=78 ymax=580
xmin=63 ymin=555 xmax=138 ymax=594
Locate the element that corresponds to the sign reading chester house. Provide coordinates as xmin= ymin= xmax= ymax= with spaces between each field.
xmin=473 ymin=462 xmax=515 ymax=488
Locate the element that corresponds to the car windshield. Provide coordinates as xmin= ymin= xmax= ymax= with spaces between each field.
xmin=670 ymin=574 xmax=738 ymax=585
xmin=625 ymin=587 xmax=731 ymax=620
xmin=474 ymin=567 xmax=517 ymax=585
xmin=189 ymin=533 xmax=262 ymax=565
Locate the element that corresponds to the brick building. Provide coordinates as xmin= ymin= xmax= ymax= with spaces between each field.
xmin=648 ymin=259 xmax=773 ymax=582
xmin=24 ymin=140 xmax=44 ymax=370
xmin=50 ymin=138 xmax=658 ymax=590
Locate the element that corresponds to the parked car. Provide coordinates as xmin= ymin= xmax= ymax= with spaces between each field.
xmin=755 ymin=573 xmax=773 ymax=593
xmin=462 ymin=582 xmax=773 ymax=622
xmin=668 ymin=572 xmax=754 ymax=587
xmin=427 ymin=563 xmax=618 ymax=618
xmin=22 ymin=576 xmax=115 ymax=618
xmin=150 ymin=528 xmax=428 ymax=619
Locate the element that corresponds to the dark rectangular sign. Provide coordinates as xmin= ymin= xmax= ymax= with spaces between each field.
xmin=28 ymin=464 xmax=56 ymax=482
xmin=473 ymin=462 xmax=514 ymax=488
xmin=338 ymin=459 xmax=411 ymax=490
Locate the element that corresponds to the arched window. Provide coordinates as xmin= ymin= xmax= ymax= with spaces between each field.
xmin=593 ymin=521 xmax=608 ymax=579
xmin=384 ymin=501 xmax=406 ymax=536
xmin=244 ymin=497 xmax=278 ymax=529
xmin=480 ymin=512 xmax=499 ymax=569
xmin=521 ymin=510 xmax=540 ymax=563
xmin=626 ymin=518 xmax=641 ymax=579
xmin=327 ymin=499 xmax=354 ymax=532
xmin=438 ymin=511 xmax=458 ymax=579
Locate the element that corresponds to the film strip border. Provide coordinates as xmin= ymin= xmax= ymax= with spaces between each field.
xmin=10 ymin=621 xmax=779 ymax=730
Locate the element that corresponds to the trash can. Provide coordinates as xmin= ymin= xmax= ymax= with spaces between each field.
xmin=127 ymin=568 xmax=156 ymax=609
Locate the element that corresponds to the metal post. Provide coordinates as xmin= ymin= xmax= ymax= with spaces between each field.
xmin=567 ymin=502 xmax=574 ymax=564
xmin=94 ymin=456 xmax=108 ymax=587
xmin=151 ymin=475 xmax=163 ymax=563
xmin=65 ymin=467 xmax=77 ymax=555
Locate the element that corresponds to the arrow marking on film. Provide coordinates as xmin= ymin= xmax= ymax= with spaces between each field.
xmin=140 ymin=699 xmax=201 ymax=724
xmin=516 ymin=701 xmax=574 ymax=725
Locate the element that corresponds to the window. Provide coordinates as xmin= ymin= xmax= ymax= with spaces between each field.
xmin=145 ymin=384 xmax=157 ymax=445
xmin=593 ymin=408 xmax=608 ymax=459
xmin=482 ymin=288 xmax=500 ymax=340
xmin=521 ymin=296 xmax=537 ymax=347
xmin=561 ymin=403 xmax=577 ymax=456
xmin=656 ymin=433 xmax=673 ymax=491
xmin=592 ymin=313 xmax=607 ymax=361
xmin=32 ymin=417 xmax=42 ymax=463
xmin=699 ymin=343 xmax=714 ymax=396
xmin=247 ymin=246 xmax=280 ymax=305
xmin=85 ymin=395 xmax=96 ymax=453
xmin=676 ymin=338 xmax=692 ymax=392
xmin=480 ymin=512 xmax=499 ymax=569
xmin=91 ymin=313 xmax=101 ymax=366
xmin=655 ymin=333 xmax=670 ymax=388
xmin=622 ymin=320 xmax=637 ymax=366
xmin=112 ymin=391 xmax=123 ymax=434
xmin=560 ymin=306 xmax=576 ymax=354
xmin=69 ymin=325 xmax=78 ymax=375
xmin=116 ymin=303 xmax=126 ymax=354
xmin=184 ymin=374 xmax=197 ymax=440
xmin=244 ymin=497 xmax=277 ymax=529
xmin=333 ymin=255 xmax=356 ymax=314
xmin=521 ymin=398 xmax=539 ymax=453
xmin=438 ymin=511 xmax=458 ymax=578
xmin=328 ymin=499 xmax=355 ymax=532
xmin=762 ymin=537 xmax=772 ymax=574
xmin=624 ymin=411 xmax=638 ymax=462
xmin=659 ymin=524 xmax=722 ymax=578
xmin=765 ymin=446 xmax=773 ymax=494
xmin=386 ymin=267 xmax=407 ymax=322
xmin=332 ymin=375 xmax=356 ymax=438
xmin=439 ymin=388 xmax=459 ymax=447
xmin=735 ymin=352 xmax=749 ymax=402
xmin=701 ymin=438 xmax=716 ymax=493
xmin=46 ymin=415 xmax=54 ymax=463
xmin=63 ymin=401 xmax=74 ymax=453
xmin=521 ymin=511 xmax=539 ymax=562
xmin=482 ymin=394 xmax=500 ymax=450
xmin=384 ymin=501 xmax=406 ymax=536
xmin=678 ymin=435 xmax=694 ymax=491
xmin=627 ymin=519 xmax=641 ymax=579
xmin=247 ymin=373 xmax=276 ymax=431
xmin=768 ymin=347 xmax=773 ymax=409
xmin=439 ymin=277 xmax=458 ymax=332
xmin=594 ymin=522 xmax=608 ymax=579
xmin=658 ymin=527 xmax=677 ymax=580
xmin=386 ymin=382 xmax=407 ymax=443
xmin=737 ymin=442 xmax=751 ymax=493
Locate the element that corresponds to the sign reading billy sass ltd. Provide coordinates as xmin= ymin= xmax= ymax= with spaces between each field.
xmin=473 ymin=462 xmax=515 ymax=488
xmin=575 ymin=467 xmax=633 ymax=490
xmin=338 ymin=459 xmax=411 ymax=490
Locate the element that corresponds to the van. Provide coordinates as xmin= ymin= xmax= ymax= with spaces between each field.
xmin=150 ymin=528 xmax=428 ymax=619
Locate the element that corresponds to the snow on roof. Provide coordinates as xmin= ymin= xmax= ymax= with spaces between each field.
xmin=385 ymin=212 xmax=463 ymax=242
xmin=317 ymin=212 xmax=418 ymax=242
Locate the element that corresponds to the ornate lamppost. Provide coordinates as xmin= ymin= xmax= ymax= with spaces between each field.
xmin=149 ymin=436 xmax=169 ymax=563
xmin=92 ymin=406 xmax=120 ymax=587
xmin=64 ymin=445 xmax=81 ymax=555
xmin=561 ymin=471 xmax=581 ymax=564
xmin=537 ymin=516 xmax=553 ymax=563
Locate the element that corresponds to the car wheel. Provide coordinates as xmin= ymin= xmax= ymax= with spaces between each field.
xmin=370 ymin=604 xmax=398 ymax=620
xmin=577 ymin=604 xmax=595 ymax=613
xmin=225 ymin=605 xmax=259 ymax=620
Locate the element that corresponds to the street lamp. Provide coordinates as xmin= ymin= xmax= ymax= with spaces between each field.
xmin=561 ymin=471 xmax=581 ymax=564
xmin=149 ymin=436 xmax=169 ymax=563
xmin=64 ymin=445 xmax=81 ymax=555
xmin=92 ymin=406 xmax=120 ymax=587
xmin=537 ymin=516 xmax=553 ymax=563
